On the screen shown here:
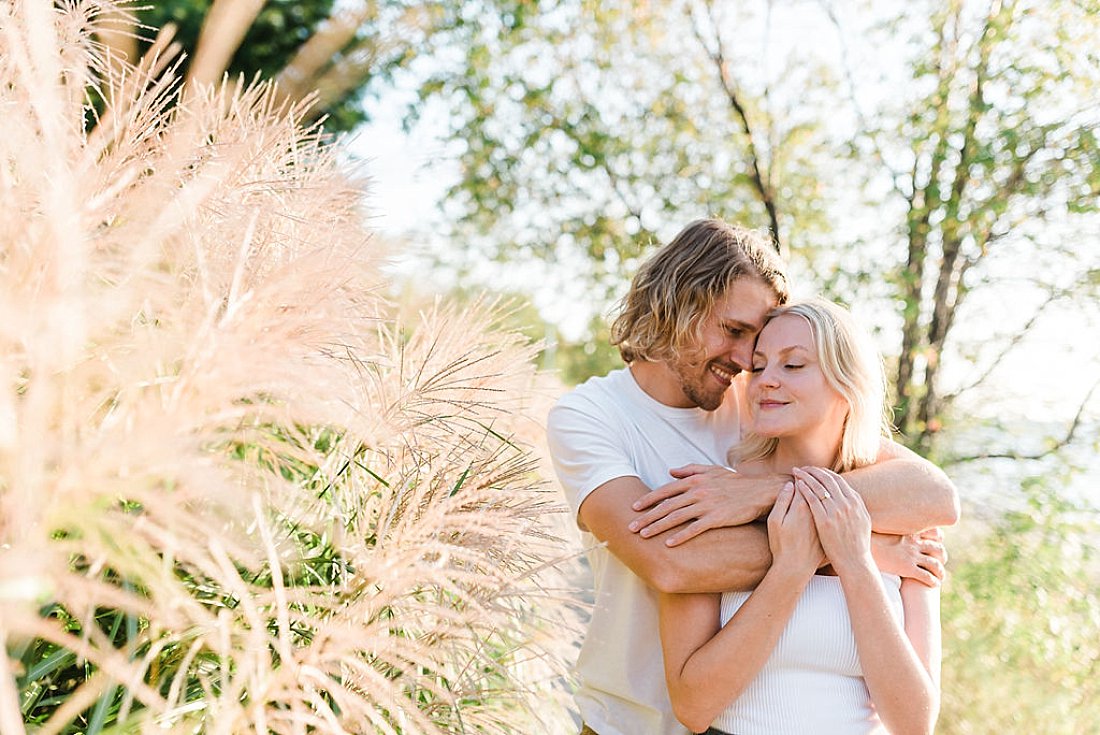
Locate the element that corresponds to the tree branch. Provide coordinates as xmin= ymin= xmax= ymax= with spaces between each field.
xmin=945 ymin=378 xmax=1100 ymax=465
xmin=818 ymin=0 xmax=908 ymax=200
xmin=559 ymin=93 xmax=645 ymax=225
xmin=894 ymin=5 xmax=961 ymax=435
xmin=691 ymin=0 xmax=782 ymax=252
xmin=943 ymin=288 xmax=1062 ymax=401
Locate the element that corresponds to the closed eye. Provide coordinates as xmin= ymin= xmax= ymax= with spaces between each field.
xmin=785 ymin=364 xmax=805 ymax=370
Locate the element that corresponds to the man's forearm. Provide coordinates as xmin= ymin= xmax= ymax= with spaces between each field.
xmin=631 ymin=469 xmax=786 ymax=545
xmin=843 ymin=456 xmax=959 ymax=535
xmin=635 ymin=522 xmax=772 ymax=594
xmin=581 ymin=476 xmax=773 ymax=594
xmin=585 ymin=465 xmax=950 ymax=595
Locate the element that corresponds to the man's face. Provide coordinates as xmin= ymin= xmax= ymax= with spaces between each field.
xmin=666 ymin=277 xmax=779 ymax=411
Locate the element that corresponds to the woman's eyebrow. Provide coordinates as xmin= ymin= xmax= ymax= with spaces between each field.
xmin=753 ymin=344 xmax=811 ymax=358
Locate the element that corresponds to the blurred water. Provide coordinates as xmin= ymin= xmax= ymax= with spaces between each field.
xmin=940 ymin=418 xmax=1099 ymax=521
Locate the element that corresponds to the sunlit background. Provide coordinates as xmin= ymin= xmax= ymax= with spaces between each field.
xmin=4 ymin=1 xmax=1098 ymax=733
xmin=358 ymin=0 xmax=1100 ymax=507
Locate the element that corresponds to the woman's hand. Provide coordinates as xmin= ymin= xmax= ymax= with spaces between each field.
xmin=792 ymin=466 xmax=874 ymax=574
xmin=766 ymin=480 xmax=824 ymax=576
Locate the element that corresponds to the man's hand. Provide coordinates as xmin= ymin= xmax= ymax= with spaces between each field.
xmin=870 ymin=527 xmax=947 ymax=587
xmin=628 ymin=464 xmax=783 ymax=547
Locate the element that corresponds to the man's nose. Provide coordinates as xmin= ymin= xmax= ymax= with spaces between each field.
xmin=730 ymin=340 xmax=754 ymax=371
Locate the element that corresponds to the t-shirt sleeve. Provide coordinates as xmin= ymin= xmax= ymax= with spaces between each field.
xmin=546 ymin=397 xmax=639 ymax=528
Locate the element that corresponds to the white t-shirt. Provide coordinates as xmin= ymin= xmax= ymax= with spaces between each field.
xmin=714 ymin=574 xmax=904 ymax=735
xmin=546 ymin=367 xmax=742 ymax=735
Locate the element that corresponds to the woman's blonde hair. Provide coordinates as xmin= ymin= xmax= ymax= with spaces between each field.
xmin=611 ymin=219 xmax=788 ymax=363
xmin=731 ymin=299 xmax=891 ymax=473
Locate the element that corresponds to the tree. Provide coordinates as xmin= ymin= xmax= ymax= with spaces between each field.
xmin=96 ymin=0 xmax=444 ymax=132
xmin=850 ymin=0 xmax=1100 ymax=450
xmin=411 ymin=0 xmax=1100 ymax=458
xmin=411 ymin=1 xmax=836 ymax=303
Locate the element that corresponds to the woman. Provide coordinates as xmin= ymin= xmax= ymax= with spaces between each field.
xmin=658 ymin=300 xmax=941 ymax=735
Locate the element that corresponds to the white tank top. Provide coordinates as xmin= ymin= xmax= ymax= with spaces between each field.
xmin=712 ymin=573 xmax=903 ymax=735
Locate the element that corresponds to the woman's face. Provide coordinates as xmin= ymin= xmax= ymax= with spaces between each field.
xmin=748 ymin=314 xmax=849 ymax=439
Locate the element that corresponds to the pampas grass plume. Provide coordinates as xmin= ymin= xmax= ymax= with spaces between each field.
xmin=0 ymin=2 xmax=577 ymax=732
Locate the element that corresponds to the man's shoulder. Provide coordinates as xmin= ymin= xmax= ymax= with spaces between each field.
xmin=552 ymin=368 xmax=631 ymax=413
xmin=548 ymin=368 xmax=637 ymax=440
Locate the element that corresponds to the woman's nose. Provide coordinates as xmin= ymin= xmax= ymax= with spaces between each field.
xmin=757 ymin=366 xmax=780 ymax=387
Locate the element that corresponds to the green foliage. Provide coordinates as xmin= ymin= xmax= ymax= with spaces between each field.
xmin=140 ymin=0 xmax=332 ymax=77
xmin=19 ymin=605 xmax=145 ymax=733
xmin=15 ymin=418 xmax=565 ymax=732
xmin=408 ymin=0 xmax=1100 ymax=456
xmin=547 ymin=317 xmax=624 ymax=386
xmin=134 ymin=0 xmax=438 ymax=133
xmin=414 ymin=1 xmax=833 ymax=304
xmin=877 ymin=0 xmax=1100 ymax=449
xmin=137 ymin=1 xmax=372 ymax=131
xmin=940 ymin=477 xmax=1100 ymax=733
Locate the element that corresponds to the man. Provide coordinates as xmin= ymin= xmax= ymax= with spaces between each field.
xmin=546 ymin=219 xmax=959 ymax=735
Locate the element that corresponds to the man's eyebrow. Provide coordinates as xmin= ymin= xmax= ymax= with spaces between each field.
xmin=720 ymin=319 xmax=760 ymax=332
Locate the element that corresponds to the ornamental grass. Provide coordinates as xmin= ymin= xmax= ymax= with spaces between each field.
xmin=0 ymin=2 xmax=577 ymax=732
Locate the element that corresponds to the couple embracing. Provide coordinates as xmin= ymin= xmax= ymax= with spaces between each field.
xmin=547 ymin=219 xmax=960 ymax=735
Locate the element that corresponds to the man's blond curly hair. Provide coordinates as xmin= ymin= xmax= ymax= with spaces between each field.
xmin=611 ymin=219 xmax=789 ymax=363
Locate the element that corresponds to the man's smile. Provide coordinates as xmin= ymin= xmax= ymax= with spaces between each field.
xmin=709 ymin=363 xmax=737 ymax=384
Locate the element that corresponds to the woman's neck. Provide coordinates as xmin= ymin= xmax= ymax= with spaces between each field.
xmin=767 ymin=433 xmax=841 ymax=474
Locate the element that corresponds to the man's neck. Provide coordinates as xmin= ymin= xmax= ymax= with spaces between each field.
xmin=628 ymin=360 xmax=695 ymax=408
